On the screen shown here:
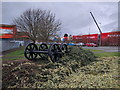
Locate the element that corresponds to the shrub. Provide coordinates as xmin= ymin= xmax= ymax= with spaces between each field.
xmin=2 ymin=46 xmax=97 ymax=88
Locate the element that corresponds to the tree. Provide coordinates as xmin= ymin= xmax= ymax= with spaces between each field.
xmin=13 ymin=9 xmax=61 ymax=43
xmin=37 ymin=10 xmax=61 ymax=42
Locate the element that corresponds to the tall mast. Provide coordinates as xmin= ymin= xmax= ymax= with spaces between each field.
xmin=90 ymin=12 xmax=102 ymax=46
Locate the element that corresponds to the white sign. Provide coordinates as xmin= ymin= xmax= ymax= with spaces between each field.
xmin=87 ymin=36 xmax=95 ymax=38
xmin=0 ymin=29 xmax=13 ymax=34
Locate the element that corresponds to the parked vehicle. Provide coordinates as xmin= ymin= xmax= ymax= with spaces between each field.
xmin=67 ymin=43 xmax=75 ymax=46
xmin=75 ymin=43 xmax=85 ymax=46
xmin=10 ymin=40 xmax=24 ymax=46
xmin=85 ymin=43 xmax=97 ymax=47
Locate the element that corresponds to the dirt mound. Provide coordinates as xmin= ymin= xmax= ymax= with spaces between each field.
xmin=2 ymin=46 xmax=97 ymax=88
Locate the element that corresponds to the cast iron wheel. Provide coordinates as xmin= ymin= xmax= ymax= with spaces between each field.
xmin=39 ymin=43 xmax=48 ymax=58
xmin=48 ymin=44 xmax=62 ymax=62
xmin=60 ymin=44 xmax=68 ymax=53
xmin=24 ymin=43 xmax=38 ymax=60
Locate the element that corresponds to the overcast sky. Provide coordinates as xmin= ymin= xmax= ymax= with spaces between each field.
xmin=2 ymin=2 xmax=118 ymax=36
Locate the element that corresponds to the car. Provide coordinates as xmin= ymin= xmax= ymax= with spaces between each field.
xmin=75 ymin=43 xmax=85 ymax=46
xmin=67 ymin=43 xmax=75 ymax=46
xmin=85 ymin=43 xmax=97 ymax=47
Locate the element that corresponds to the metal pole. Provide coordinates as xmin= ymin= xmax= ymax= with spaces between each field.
xmin=90 ymin=12 xmax=102 ymax=46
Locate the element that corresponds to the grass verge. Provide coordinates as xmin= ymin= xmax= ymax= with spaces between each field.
xmin=83 ymin=48 xmax=103 ymax=52
xmin=95 ymin=52 xmax=120 ymax=57
xmin=3 ymin=46 xmax=120 ymax=61
xmin=5 ymin=47 xmax=24 ymax=57
xmin=2 ymin=47 xmax=25 ymax=61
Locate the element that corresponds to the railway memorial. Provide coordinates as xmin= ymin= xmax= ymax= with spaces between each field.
xmin=1 ymin=1 xmax=120 ymax=89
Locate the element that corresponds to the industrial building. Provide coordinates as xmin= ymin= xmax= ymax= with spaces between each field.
xmin=0 ymin=24 xmax=119 ymax=52
xmin=72 ymin=31 xmax=120 ymax=46
xmin=0 ymin=24 xmax=31 ymax=52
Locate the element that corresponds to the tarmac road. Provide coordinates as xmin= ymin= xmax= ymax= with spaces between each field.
xmin=82 ymin=46 xmax=119 ymax=53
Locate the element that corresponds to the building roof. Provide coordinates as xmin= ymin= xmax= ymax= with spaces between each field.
xmin=0 ymin=24 xmax=16 ymax=27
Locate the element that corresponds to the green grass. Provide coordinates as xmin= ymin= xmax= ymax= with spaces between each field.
xmin=5 ymin=47 xmax=24 ymax=57
xmin=3 ymin=47 xmax=25 ymax=61
xmin=83 ymin=48 xmax=120 ymax=57
xmin=3 ymin=44 xmax=50 ymax=61
xmin=3 ymin=46 xmax=120 ymax=61
xmin=83 ymin=48 xmax=103 ymax=52
xmin=95 ymin=52 xmax=120 ymax=57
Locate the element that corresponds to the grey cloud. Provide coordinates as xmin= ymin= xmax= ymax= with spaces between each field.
xmin=102 ymin=20 xmax=118 ymax=32
xmin=2 ymin=2 xmax=118 ymax=36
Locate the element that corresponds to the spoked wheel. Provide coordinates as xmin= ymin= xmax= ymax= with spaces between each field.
xmin=39 ymin=43 xmax=48 ymax=58
xmin=24 ymin=43 xmax=38 ymax=60
xmin=60 ymin=44 xmax=68 ymax=53
xmin=48 ymin=44 xmax=62 ymax=62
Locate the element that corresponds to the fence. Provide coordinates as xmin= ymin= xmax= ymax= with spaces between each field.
xmin=0 ymin=39 xmax=31 ymax=52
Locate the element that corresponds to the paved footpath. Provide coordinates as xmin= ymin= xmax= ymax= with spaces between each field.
xmin=0 ymin=55 xmax=2 ymax=57
xmin=82 ymin=46 xmax=119 ymax=53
